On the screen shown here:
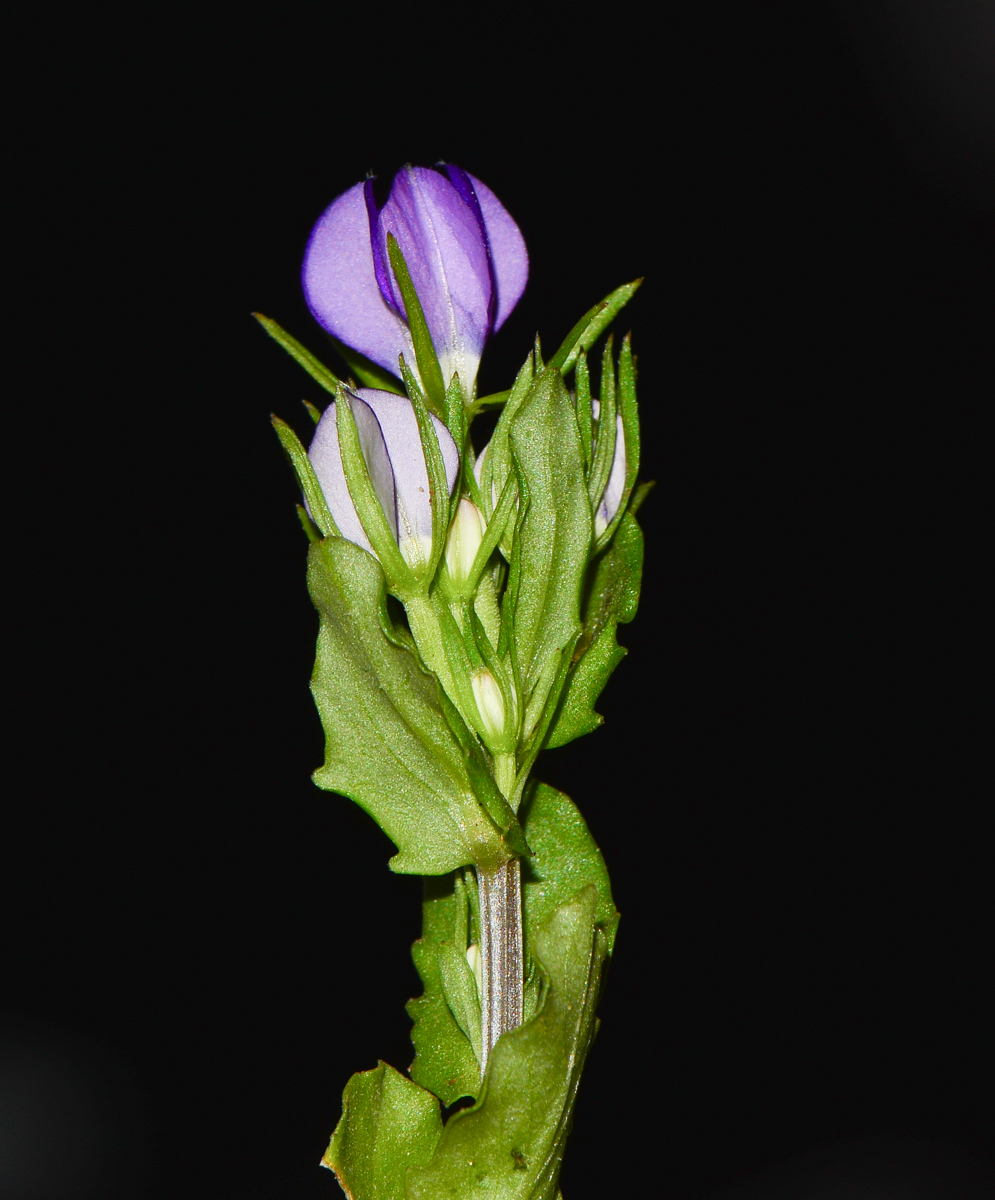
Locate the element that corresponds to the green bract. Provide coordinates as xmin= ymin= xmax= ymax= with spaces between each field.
xmin=262 ymin=276 xmax=647 ymax=1199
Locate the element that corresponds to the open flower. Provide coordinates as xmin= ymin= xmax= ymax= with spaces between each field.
xmin=309 ymin=388 xmax=460 ymax=568
xmin=302 ymin=165 xmax=528 ymax=396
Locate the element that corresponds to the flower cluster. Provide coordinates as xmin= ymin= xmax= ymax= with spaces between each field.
xmin=264 ymin=161 xmax=639 ymax=777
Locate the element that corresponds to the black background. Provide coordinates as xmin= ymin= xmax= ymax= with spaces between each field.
xmin=5 ymin=2 xmax=993 ymax=1197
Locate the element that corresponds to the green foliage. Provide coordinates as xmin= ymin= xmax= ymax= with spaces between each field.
xmin=323 ymin=1062 xmax=442 ymax=1200
xmin=408 ymin=872 xmax=484 ymax=1106
xmin=547 ymin=278 xmax=642 ymax=374
xmin=307 ymin=537 xmax=508 ymax=874
xmin=271 ymin=414 xmax=338 ymax=538
xmin=254 ymin=313 xmax=342 ymax=396
xmin=408 ymin=783 xmax=616 ymax=1108
xmin=544 ymin=507 xmax=646 ymax=749
xmin=263 ymin=273 xmax=648 ymax=1200
xmin=406 ymin=887 xmax=608 ymax=1200
xmin=507 ymin=368 xmax=592 ymax=761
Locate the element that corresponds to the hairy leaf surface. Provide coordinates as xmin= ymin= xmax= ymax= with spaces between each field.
xmin=544 ymin=508 xmax=644 ymax=749
xmin=308 ymin=537 xmax=505 ymax=874
xmin=407 ymin=888 xmax=607 ymax=1200
xmin=323 ymin=1062 xmax=442 ymax=1200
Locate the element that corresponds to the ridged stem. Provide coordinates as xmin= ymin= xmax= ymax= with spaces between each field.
xmin=476 ymin=858 xmax=523 ymax=1073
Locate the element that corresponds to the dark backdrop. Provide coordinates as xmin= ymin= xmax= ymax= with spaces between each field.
xmin=5 ymin=2 xmax=992 ymax=1198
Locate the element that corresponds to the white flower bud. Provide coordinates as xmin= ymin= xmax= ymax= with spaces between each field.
xmin=445 ymin=498 xmax=485 ymax=583
xmin=466 ymin=942 xmax=482 ymax=998
xmin=471 ymin=668 xmax=506 ymax=743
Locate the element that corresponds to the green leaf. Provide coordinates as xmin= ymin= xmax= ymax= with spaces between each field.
xmin=438 ymin=939 xmax=483 ymax=1066
xmin=520 ymin=781 xmax=618 ymax=952
xmin=547 ymin=279 xmax=643 ymax=375
xmin=407 ymin=780 xmax=615 ymax=1120
xmin=329 ymin=335 xmax=406 ymax=394
xmin=254 ymin=313 xmax=342 ymax=396
xmin=507 ymin=368 xmax=592 ymax=757
xmin=387 ymin=234 xmax=447 ymax=415
xmin=307 ymin=537 xmax=507 ymax=874
xmin=542 ymin=622 xmax=625 ymax=749
xmin=322 ymin=1061 xmax=442 ymax=1200
xmin=583 ymin=508 xmax=645 ymax=634
xmin=408 ymin=873 xmax=485 ymax=1106
xmin=543 ymin=510 xmax=645 ymax=750
xmin=270 ymin=414 xmax=338 ymax=538
xmin=407 ymin=887 xmax=608 ymax=1200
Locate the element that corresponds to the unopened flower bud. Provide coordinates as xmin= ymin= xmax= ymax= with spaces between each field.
xmin=445 ymin=498 xmax=485 ymax=583
xmin=471 ymin=669 xmax=506 ymax=743
xmin=466 ymin=943 xmax=482 ymax=998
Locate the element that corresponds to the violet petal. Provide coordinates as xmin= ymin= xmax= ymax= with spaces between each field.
xmin=376 ymin=166 xmax=492 ymax=390
xmin=302 ymin=182 xmax=414 ymax=379
xmin=307 ymin=394 xmax=397 ymax=554
xmin=468 ymin=173 xmax=528 ymax=332
xmin=359 ymin=388 xmax=460 ymax=565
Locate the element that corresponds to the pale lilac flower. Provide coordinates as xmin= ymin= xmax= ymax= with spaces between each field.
xmin=309 ymin=388 xmax=459 ymax=568
xmin=302 ymin=165 xmax=528 ymax=395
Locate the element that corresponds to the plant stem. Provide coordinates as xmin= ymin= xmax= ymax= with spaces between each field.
xmin=476 ymin=858 xmax=523 ymax=1073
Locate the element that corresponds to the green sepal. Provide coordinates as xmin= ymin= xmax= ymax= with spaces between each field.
xmin=477 ymin=353 xmax=534 ymax=523
xmin=296 ymin=504 xmax=321 ymax=543
xmin=593 ymin=333 xmax=641 ymax=553
xmin=254 ymin=313 xmax=342 ymax=396
xmin=398 ymin=354 xmax=451 ymax=580
xmin=322 ymin=1061 xmax=442 ymax=1200
xmin=507 ymin=368 xmax=593 ymax=742
xmin=308 ymin=537 xmax=508 ymax=874
xmin=586 ymin=335 xmax=618 ymax=515
xmin=514 ymin=640 xmax=579 ymax=808
xmin=407 ymin=887 xmax=608 ymax=1200
xmin=470 ymin=388 xmax=511 ymax=414
xmin=302 ymin=398 xmax=323 ymax=425
xmin=542 ymin=621 xmax=625 ymax=749
xmin=573 ymin=350 xmax=593 ymax=469
xmin=387 ymin=234 xmax=447 ymax=415
xmin=334 ymin=386 xmax=417 ymax=596
xmin=328 ymin=335 xmax=406 ymax=395
xmin=543 ymin=509 xmax=645 ymax=750
xmin=443 ymin=371 xmax=468 ymax=454
xmin=270 ymin=414 xmax=338 ymax=538
xmin=548 ymin=278 xmax=642 ymax=375
xmin=447 ymin=475 xmax=517 ymax=603
xmin=434 ymin=681 xmax=528 ymax=855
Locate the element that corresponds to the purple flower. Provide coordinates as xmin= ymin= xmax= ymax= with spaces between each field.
xmin=302 ymin=165 xmax=528 ymax=396
xmin=308 ymin=388 xmax=460 ymax=568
